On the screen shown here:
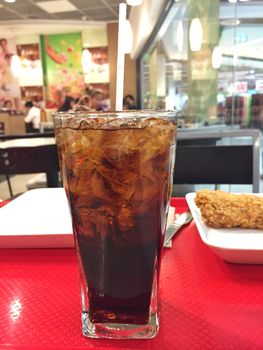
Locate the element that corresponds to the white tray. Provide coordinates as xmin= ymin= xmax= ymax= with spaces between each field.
xmin=186 ymin=192 xmax=263 ymax=264
xmin=0 ymin=188 xmax=74 ymax=248
xmin=0 ymin=188 xmax=177 ymax=249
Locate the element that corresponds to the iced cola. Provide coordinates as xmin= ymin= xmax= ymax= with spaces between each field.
xmin=53 ymin=111 xmax=176 ymax=339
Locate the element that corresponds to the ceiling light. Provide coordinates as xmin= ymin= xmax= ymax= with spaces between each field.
xmin=4 ymin=0 xmax=16 ymax=3
xmin=189 ymin=18 xmax=203 ymax=52
xmin=220 ymin=19 xmax=240 ymax=26
xmin=228 ymin=0 xmax=237 ymax=3
xmin=212 ymin=46 xmax=222 ymax=69
xmin=36 ymin=1 xmax=77 ymax=14
xmin=126 ymin=0 xmax=142 ymax=6
xmin=177 ymin=20 xmax=183 ymax=53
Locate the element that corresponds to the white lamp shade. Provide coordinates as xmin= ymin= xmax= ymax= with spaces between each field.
xmin=189 ymin=18 xmax=203 ymax=52
xmin=81 ymin=49 xmax=92 ymax=74
xmin=212 ymin=46 xmax=222 ymax=69
xmin=124 ymin=20 xmax=133 ymax=54
xmin=177 ymin=20 xmax=184 ymax=53
xmin=4 ymin=0 xmax=16 ymax=3
xmin=10 ymin=55 xmax=21 ymax=78
xmin=126 ymin=0 xmax=142 ymax=6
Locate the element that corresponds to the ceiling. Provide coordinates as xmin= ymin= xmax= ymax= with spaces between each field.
xmin=0 ymin=0 xmax=128 ymax=22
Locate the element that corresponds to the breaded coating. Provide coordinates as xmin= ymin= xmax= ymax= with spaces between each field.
xmin=195 ymin=190 xmax=263 ymax=229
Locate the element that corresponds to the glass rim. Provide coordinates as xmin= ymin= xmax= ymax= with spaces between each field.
xmin=52 ymin=109 xmax=177 ymax=120
xmin=52 ymin=110 xmax=177 ymax=130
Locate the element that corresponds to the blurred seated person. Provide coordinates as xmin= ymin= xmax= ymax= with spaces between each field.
xmin=123 ymin=94 xmax=136 ymax=110
xmin=84 ymin=84 xmax=93 ymax=96
xmin=217 ymin=102 xmax=226 ymax=124
xmin=24 ymin=101 xmax=41 ymax=133
xmin=74 ymin=95 xmax=91 ymax=111
xmin=90 ymin=89 xmax=105 ymax=111
xmin=58 ymin=96 xmax=74 ymax=112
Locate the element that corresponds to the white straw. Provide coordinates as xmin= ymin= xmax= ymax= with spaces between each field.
xmin=115 ymin=3 xmax=127 ymax=111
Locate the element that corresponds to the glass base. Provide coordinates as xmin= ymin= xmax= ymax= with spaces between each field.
xmin=82 ymin=311 xmax=159 ymax=339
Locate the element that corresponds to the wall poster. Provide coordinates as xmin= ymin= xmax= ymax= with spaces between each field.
xmin=41 ymin=32 xmax=85 ymax=108
xmin=0 ymin=37 xmax=21 ymax=109
xmin=16 ymin=43 xmax=43 ymax=87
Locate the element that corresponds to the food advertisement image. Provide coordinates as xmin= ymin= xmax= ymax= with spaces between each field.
xmin=41 ymin=32 xmax=85 ymax=108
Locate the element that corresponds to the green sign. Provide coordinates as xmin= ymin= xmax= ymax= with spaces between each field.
xmin=41 ymin=32 xmax=84 ymax=108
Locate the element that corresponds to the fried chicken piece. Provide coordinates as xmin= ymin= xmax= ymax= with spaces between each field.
xmin=195 ymin=190 xmax=263 ymax=229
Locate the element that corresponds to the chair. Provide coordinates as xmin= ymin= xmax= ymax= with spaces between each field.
xmin=174 ymin=129 xmax=261 ymax=193
xmin=0 ymin=137 xmax=60 ymax=197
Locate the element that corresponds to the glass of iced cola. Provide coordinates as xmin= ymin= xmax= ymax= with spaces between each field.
xmin=53 ymin=111 xmax=177 ymax=339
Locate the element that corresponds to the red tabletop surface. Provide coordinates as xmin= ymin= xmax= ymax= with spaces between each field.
xmin=0 ymin=201 xmax=9 ymax=208
xmin=1 ymin=198 xmax=263 ymax=350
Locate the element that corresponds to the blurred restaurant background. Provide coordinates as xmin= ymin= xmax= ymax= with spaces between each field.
xmin=0 ymin=0 xmax=263 ymax=199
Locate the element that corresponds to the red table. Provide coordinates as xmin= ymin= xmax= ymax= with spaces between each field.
xmin=1 ymin=198 xmax=263 ymax=350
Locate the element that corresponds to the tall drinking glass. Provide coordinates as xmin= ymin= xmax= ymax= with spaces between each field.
xmin=53 ymin=111 xmax=177 ymax=339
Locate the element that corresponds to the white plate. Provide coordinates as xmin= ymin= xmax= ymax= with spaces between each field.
xmin=0 ymin=188 xmax=74 ymax=248
xmin=186 ymin=192 xmax=263 ymax=264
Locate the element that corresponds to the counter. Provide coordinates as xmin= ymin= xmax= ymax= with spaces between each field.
xmin=0 ymin=111 xmax=26 ymax=135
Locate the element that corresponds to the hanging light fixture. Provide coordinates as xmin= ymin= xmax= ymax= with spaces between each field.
xmin=81 ymin=49 xmax=92 ymax=74
xmin=10 ymin=55 xmax=21 ymax=78
xmin=126 ymin=0 xmax=142 ymax=6
xmin=4 ymin=0 xmax=16 ymax=3
xmin=124 ymin=20 xmax=133 ymax=54
xmin=189 ymin=18 xmax=203 ymax=52
xmin=176 ymin=20 xmax=184 ymax=53
xmin=212 ymin=46 xmax=222 ymax=69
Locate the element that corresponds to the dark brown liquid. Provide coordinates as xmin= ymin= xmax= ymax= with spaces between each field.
xmin=73 ymin=207 xmax=163 ymax=325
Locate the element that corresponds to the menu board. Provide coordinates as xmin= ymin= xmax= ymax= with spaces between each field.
xmin=20 ymin=86 xmax=44 ymax=104
xmin=82 ymin=47 xmax=109 ymax=84
xmin=16 ymin=43 xmax=43 ymax=87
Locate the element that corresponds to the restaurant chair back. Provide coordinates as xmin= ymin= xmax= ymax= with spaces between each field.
xmin=174 ymin=129 xmax=261 ymax=193
xmin=0 ymin=138 xmax=60 ymax=197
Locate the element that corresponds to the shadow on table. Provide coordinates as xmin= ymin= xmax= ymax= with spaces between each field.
xmin=223 ymin=262 xmax=263 ymax=285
